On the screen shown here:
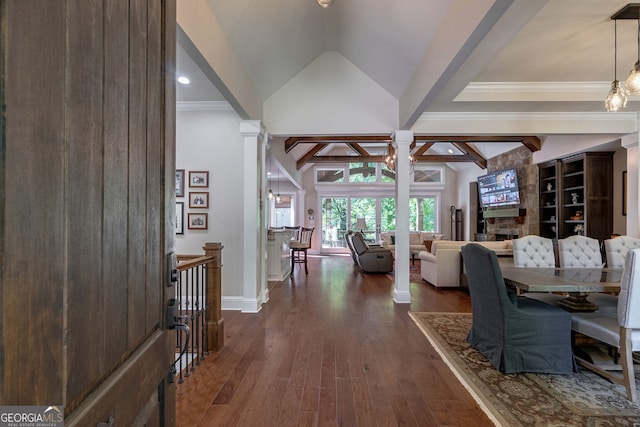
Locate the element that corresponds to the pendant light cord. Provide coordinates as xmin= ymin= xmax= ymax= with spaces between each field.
xmin=615 ymin=19 xmax=618 ymax=80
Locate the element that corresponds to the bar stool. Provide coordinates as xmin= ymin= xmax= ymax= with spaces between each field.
xmin=290 ymin=227 xmax=314 ymax=275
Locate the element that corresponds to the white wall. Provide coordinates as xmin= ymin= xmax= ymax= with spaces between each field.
xmin=176 ymin=106 xmax=245 ymax=302
xmin=264 ymin=51 xmax=398 ymax=134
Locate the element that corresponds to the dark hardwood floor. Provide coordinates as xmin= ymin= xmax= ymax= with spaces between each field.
xmin=176 ymin=254 xmax=492 ymax=426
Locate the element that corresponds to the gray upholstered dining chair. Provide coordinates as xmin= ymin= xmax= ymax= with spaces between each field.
xmin=571 ymin=247 xmax=640 ymax=402
xmin=461 ymin=243 xmax=575 ymax=374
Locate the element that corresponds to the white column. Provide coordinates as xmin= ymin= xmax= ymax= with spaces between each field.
xmin=393 ymin=130 xmax=413 ymax=304
xmin=260 ymin=134 xmax=269 ymax=303
xmin=239 ymin=120 xmax=264 ymax=312
xmin=622 ymin=133 xmax=639 ymax=237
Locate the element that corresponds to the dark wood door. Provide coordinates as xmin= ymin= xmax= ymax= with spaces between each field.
xmin=0 ymin=0 xmax=177 ymax=424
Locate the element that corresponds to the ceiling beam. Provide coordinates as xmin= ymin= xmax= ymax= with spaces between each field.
xmin=305 ymin=154 xmax=480 ymax=164
xmin=451 ymin=142 xmax=487 ymax=169
xmin=285 ymin=135 xmax=391 ymax=152
xmin=296 ymin=144 xmax=326 ymax=170
xmin=285 ymin=134 xmax=539 ymax=169
xmin=346 ymin=142 xmax=371 ymax=156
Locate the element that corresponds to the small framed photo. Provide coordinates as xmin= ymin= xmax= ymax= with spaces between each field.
xmin=175 ymin=202 xmax=184 ymax=235
xmin=189 ymin=192 xmax=209 ymax=208
xmin=188 ymin=213 xmax=208 ymax=230
xmin=175 ymin=169 xmax=185 ymax=197
xmin=189 ymin=171 xmax=209 ymax=188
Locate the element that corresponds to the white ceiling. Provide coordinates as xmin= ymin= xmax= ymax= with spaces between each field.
xmin=176 ymin=0 xmax=640 ymax=173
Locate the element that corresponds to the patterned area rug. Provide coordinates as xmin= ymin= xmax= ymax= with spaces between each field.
xmin=386 ymin=262 xmax=423 ymax=283
xmin=408 ymin=312 xmax=640 ymax=426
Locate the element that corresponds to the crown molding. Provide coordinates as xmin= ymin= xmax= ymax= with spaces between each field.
xmin=414 ymin=111 xmax=638 ymax=135
xmin=176 ymin=101 xmax=233 ymax=111
xmin=455 ymin=81 xmax=622 ymax=102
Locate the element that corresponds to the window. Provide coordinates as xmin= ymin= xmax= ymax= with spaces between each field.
xmin=316 ymin=168 xmax=345 ymax=183
xmin=410 ymin=197 xmax=437 ymax=231
xmin=272 ymin=195 xmax=295 ymax=227
xmin=413 ymin=167 xmax=444 ymax=184
xmin=348 ymin=162 xmax=376 ymax=183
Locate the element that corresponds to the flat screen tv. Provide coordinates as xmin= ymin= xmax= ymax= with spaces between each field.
xmin=477 ymin=168 xmax=520 ymax=209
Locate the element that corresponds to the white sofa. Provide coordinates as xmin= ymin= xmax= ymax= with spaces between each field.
xmin=380 ymin=231 xmax=444 ymax=261
xmin=418 ymin=240 xmax=514 ymax=288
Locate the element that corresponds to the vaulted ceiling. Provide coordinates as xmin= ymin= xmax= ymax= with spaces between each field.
xmin=176 ymin=0 xmax=638 ymax=173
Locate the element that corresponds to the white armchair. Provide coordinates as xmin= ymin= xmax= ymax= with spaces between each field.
xmin=571 ymin=248 xmax=640 ymax=402
xmin=604 ymin=236 xmax=640 ymax=268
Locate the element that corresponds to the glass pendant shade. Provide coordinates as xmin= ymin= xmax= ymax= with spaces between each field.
xmin=276 ymin=194 xmax=282 ymax=203
xmin=317 ymin=0 xmax=333 ymax=7
xmin=268 ymin=189 xmax=274 ymax=199
xmin=605 ymin=80 xmax=628 ymax=112
xmin=627 ymin=62 xmax=640 ymax=95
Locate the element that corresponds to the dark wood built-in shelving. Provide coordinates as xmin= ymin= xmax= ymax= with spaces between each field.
xmin=538 ymin=152 xmax=613 ymax=242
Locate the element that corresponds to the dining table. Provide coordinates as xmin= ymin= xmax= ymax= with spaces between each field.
xmin=500 ymin=266 xmax=623 ymax=312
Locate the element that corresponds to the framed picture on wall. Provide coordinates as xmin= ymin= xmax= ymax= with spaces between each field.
xmin=189 ymin=171 xmax=209 ymax=188
xmin=189 ymin=192 xmax=209 ymax=208
xmin=188 ymin=213 xmax=208 ymax=230
xmin=175 ymin=169 xmax=185 ymax=197
xmin=176 ymin=202 xmax=184 ymax=235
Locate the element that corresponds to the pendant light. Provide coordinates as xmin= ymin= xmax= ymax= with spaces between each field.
xmin=626 ymin=13 xmax=640 ymax=94
xmin=276 ymin=169 xmax=282 ymax=203
xmin=267 ymin=158 xmax=274 ymax=200
xmin=605 ymin=20 xmax=628 ymax=112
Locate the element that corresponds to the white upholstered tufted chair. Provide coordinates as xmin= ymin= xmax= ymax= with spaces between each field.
xmin=571 ymin=248 xmax=640 ymax=402
xmin=512 ymin=235 xmax=556 ymax=268
xmin=558 ymin=235 xmax=603 ymax=268
xmin=604 ymin=236 xmax=640 ymax=268
xmin=558 ymin=235 xmax=616 ymax=312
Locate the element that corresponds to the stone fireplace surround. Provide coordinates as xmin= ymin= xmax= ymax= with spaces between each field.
xmin=483 ymin=146 xmax=538 ymax=240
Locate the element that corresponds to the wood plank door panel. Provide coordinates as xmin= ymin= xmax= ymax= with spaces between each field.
xmin=0 ymin=0 xmax=177 ymax=424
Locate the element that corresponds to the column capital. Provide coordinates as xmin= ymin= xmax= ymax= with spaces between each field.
xmin=621 ymin=133 xmax=639 ymax=149
xmin=239 ymin=120 xmax=265 ymax=137
xmin=392 ymin=130 xmax=414 ymax=145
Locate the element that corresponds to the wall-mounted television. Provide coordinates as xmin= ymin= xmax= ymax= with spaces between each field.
xmin=477 ymin=168 xmax=520 ymax=209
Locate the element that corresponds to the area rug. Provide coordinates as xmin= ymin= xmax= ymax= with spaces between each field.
xmin=408 ymin=312 xmax=640 ymax=426
xmin=386 ymin=263 xmax=423 ymax=283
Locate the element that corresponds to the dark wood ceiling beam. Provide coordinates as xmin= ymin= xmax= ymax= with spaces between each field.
xmin=302 ymin=154 xmax=481 ymax=165
xmin=413 ymin=142 xmax=434 ymax=156
xmin=451 ymin=142 xmax=487 ymax=169
xmin=413 ymin=154 xmax=482 ymax=164
xmin=285 ymin=135 xmax=538 ymax=168
xmin=414 ymin=135 xmax=541 ymax=150
xmin=306 ymin=155 xmax=387 ymax=164
xmin=347 ymin=143 xmax=370 ymax=156
xmin=285 ymin=135 xmax=391 ymax=152
xmin=521 ymin=136 xmax=541 ymax=152
xmin=296 ymin=144 xmax=326 ymax=169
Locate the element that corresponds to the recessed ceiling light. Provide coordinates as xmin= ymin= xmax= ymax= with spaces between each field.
xmin=177 ymin=76 xmax=190 ymax=85
xmin=448 ymin=148 xmax=454 ymax=154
